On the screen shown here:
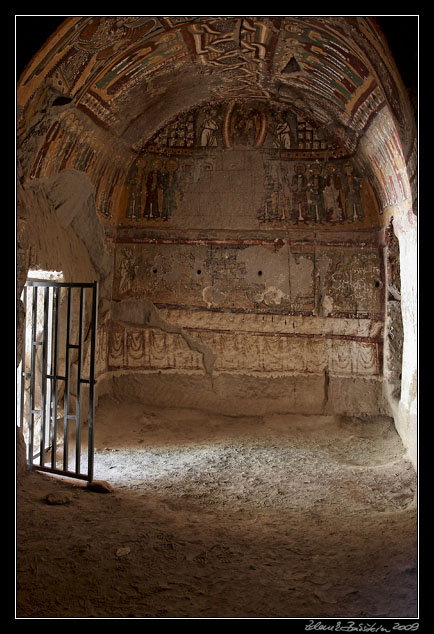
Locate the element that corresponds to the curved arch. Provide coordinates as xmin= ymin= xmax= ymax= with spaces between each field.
xmin=17 ymin=16 xmax=416 ymax=215
xmin=17 ymin=16 xmax=418 ymax=467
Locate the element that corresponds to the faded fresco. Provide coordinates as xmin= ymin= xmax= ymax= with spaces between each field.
xmin=19 ymin=16 xmax=414 ymax=383
xmin=107 ymin=306 xmax=383 ymax=378
xmin=19 ymin=16 xmax=415 ymax=221
xmin=28 ymin=100 xmax=381 ymax=226
xmin=108 ymin=238 xmax=384 ymax=377
xmin=113 ymin=101 xmax=379 ymax=227
xmin=112 ymin=240 xmax=383 ymax=317
xmin=108 ymin=324 xmax=382 ymax=377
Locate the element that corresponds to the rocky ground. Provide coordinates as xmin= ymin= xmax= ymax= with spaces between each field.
xmin=16 ymin=395 xmax=418 ymax=619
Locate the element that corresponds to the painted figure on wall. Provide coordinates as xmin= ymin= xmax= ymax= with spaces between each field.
xmin=125 ymin=157 xmax=146 ymax=219
xmin=74 ymin=133 xmax=95 ymax=172
xmin=260 ymin=160 xmax=294 ymax=223
xmin=104 ymin=166 xmax=121 ymax=218
xmin=58 ymin=118 xmax=81 ymax=171
xmin=308 ymin=162 xmax=325 ymax=223
xmin=279 ymin=163 xmax=292 ymax=221
xmin=118 ymin=247 xmax=137 ymax=294
xmin=291 ymin=163 xmax=309 ymax=223
xmin=123 ymin=156 xmax=179 ymax=221
xmin=342 ymin=162 xmax=364 ymax=222
xmin=262 ymin=161 xmax=279 ymax=222
xmin=30 ymin=119 xmax=62 ymax=178
xmin=273 ymin=112 xmax=292 ymax=149
xmin=226 ymin=102 xmax=266 ymax=148
xmin=160 ymin=158 xmax=179 ymax=221
xmin=323 ymin=163 xmax=344 ymax=224
xmin=144 ymin=158 xmax=163 ymax=218
xmin=200 ymin=108 xmax=219 ymax=147
xmin=233 ymin=106 xmax=258 ymax=146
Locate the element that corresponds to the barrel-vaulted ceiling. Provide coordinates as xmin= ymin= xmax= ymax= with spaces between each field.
xmin=17 ymin=16 xmax=417 ymax=224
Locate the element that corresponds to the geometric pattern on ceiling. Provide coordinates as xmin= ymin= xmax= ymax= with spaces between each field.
xmin=18 ymin=16 xmax=417 ymax=214
xmin=20 ymin=16 xmax=407 ymax=141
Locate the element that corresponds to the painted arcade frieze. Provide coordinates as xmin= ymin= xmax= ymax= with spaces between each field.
xmin=141 ymin=100 xmax=332 ymax=154
xmin=107 ymin=322 xmax=382 ymax=378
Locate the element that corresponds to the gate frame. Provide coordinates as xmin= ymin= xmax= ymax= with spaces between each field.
xmin=18 ymin=280 xmax=98 ymax=483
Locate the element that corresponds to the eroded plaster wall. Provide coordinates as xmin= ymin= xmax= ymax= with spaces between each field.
xmin=105 ymin=102 xmax=390 ymax=418
xmin=16 ymin=16 xmax=417 ymax=467
xmin=16 ymin=167 xmax=114 ymax=416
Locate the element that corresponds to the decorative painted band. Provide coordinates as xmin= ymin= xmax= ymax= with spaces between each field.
xmin=105 ymin=235 xmax=381 ymax=249
xmin=179 ymin=326 xmax=384 ymax=345
xmin=107 ymin=323 xmax=383 ymax=377
xmin=153 ymin=302 xmax=385 ymax=322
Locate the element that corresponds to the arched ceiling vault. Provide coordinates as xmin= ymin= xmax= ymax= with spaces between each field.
xmin=17 ymin=16 xmax=417 ymax=226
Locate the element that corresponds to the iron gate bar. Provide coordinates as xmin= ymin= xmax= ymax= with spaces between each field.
xmin=21 ymin=279 xmax=98 ymax=482
xmin=50 ymin=285 xmax=60 ymax=470
xmin=88 ymin=281 xmax=98 ymax=483
xmin=45 ymin=287 xmax=53 ymax=462
xmin=75 ymin=287 xmax=84 ymax=475
xmin=27 ymin=465 xmax=92 ymax=482
xmin=39 ymin=286 xmax=49 ymax=467
xmin=63 ymin=286 xmax=71 ymax=471
xmin=28 ymin=286 xmax=38 ymax=465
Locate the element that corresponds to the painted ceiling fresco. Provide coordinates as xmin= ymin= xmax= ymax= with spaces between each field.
xmin=18 ymin=16 xmax=417 ymax=224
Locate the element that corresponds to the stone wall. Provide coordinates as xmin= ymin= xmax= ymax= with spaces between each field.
xmin=16 ymin=102 xmax=393 ymax=424
xmin=109 ymin=239 xmax=385 ymax=363
xmin=16 ymin=15 xmax=417 ymax=472
xmin=106 ymin=103 xmax=390 ymax=417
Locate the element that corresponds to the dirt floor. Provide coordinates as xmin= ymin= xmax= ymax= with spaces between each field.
xmin=16 ymin=394 xmax=418 ymax=619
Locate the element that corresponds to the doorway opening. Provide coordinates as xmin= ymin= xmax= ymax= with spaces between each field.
xmin=17 ymin=271 xmax=98 ymax=482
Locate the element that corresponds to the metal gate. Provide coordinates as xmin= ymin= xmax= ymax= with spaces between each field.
xmin=17 ymin=280 xmax=98 ymax=482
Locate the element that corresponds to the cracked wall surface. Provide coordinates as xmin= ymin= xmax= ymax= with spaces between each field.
xmin=105 ymin=136 xmax=388 ymax=418
xmin=16 ymin=16 xmax=417 ymax=466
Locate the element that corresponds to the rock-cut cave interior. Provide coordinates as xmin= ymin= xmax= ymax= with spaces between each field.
xmin=16 ymin=16 xmax=418 ymax=620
